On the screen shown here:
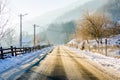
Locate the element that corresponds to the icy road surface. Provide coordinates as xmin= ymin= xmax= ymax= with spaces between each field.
xmin=17 ymin=46 xmax=117 ymax=80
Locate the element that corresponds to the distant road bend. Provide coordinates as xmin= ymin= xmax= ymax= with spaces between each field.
xmin=17 ymin=46 xmax=114 ymax=80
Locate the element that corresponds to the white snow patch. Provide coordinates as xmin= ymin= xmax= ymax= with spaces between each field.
xmin=68 ymin=34 xmax=120 ymax=57
xmin=0 ymin=47 xmax=52 ymax=73
xmin=68 ymin=39 xmax=77 ymax=45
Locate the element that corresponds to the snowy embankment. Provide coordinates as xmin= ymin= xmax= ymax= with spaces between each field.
xmin=0 ymin=47 xmax=53 ymax=80
xmin=67 ymin=47 xmax=120 ymax=78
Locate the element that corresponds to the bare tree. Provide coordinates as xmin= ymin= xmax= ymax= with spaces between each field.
xmin=0 ymin=0 xmax=10 ymax=40
xmin=4 ymin=28 xmax=15 ymax=47
xmin=114 ymin=22 xmax=120 ymax=35
xmin=76 ymin=12 xmax=112 ymax=52
xmin=76 ymin=17 xmax=92 ymax=50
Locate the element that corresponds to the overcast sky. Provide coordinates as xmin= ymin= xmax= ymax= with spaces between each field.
xmin=10 ymin=0 xmax=92 ymax=20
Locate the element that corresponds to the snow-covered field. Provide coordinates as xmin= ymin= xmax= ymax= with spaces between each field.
xmin=108 ymin=34 xmax=120 ymax=45
xmin=68 ymin=34 xmax=120 ymax=57
xmin=0 ymin=47 xmax=53 ymax=80
xmin=90 ymin=35 xmax=120 ymax=57
xmin=86 ymin=34 xmax=120 ymax=46
xmin=67 ymin=47 xmax=120 ymax=78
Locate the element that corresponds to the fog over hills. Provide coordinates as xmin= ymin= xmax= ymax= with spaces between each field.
xmin=24 ymin=0 xmax=107 ymax=28
xmin=102 ymin=0 xmax=120 ymax=21
xmin=24 ymin=0 xmax=120 ymax=45
xmin=44 ymin=0 xmax=108 ymax=44
xmin=55 ymin=0 xmax=107 ymax=23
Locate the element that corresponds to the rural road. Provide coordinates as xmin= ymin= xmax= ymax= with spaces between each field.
xmin=17 ymin=46 xmax=114 ymax=80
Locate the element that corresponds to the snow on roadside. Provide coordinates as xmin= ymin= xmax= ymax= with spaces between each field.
xmin=0 ymin=47 xmax=52 ymax=73
xmin=67 ymin=47 xmax=120 ymax=77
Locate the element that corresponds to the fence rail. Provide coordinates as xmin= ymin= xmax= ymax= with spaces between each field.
xmin=0 ymin=45 xmax=50 ymax=59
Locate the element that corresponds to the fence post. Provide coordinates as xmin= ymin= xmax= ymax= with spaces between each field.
xmin=34 ymin=46 xmax=35 ymax=51
xmin=20 ymin=48 xmax=21 ymax=53
xmin=31 ymin=47 xmax=33 ymax=52
xmin=38 ymin=45 xmax=40 ymax=50
xmin=14 ymin=47 xmax=17 ymax=56
xmin=27 ymin=47 xmax=32 ymax=52
xmin=0 ymin=47 xmax=4 ymax=59
xmin=31 ymin=47 xmax=33 ymax=51
xmin=24 ymin=48 xmax=27 ymax=53
xmin=105 ymin=38 xmax=107 ymax=56
xmin=11 ymin=46 xmax=14 ymax=56
xmin=22 ymin=47 xmax=24 ymax=53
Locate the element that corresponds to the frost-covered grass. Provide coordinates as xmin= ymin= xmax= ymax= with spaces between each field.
xmin=0 ymin=47 xmax=52 ymax=73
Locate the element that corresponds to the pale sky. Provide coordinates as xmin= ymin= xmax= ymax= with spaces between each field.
xmin=10 ymin=0 xmax=92 ymax=20
xmin=9 ymin=0 xmax=92 ymax=35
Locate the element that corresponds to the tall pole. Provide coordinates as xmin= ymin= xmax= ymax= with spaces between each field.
xmin=34 ymin=24 xmax=36 ymax=47
xmin=19 ymin=13 xmax=28 ymax=48
xmin=19 ymin=14 xmax=22 ymax=48
xmin=33 ymin=24 xmax=40 ymax=46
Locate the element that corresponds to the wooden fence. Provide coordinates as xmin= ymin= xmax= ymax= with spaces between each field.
xmin=0 ymin=45 xmax=50 ymax=59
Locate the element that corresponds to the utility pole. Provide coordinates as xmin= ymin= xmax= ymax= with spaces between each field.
xmin=19 ymin=14 xmax=22 ymax=48
xmin=34 ymin=24 xmax=36 ymax=47
xmin=33 ymin=24 xmax=40 ymax=47
xmin=19 ymin=13 xmax=28 ymax=47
